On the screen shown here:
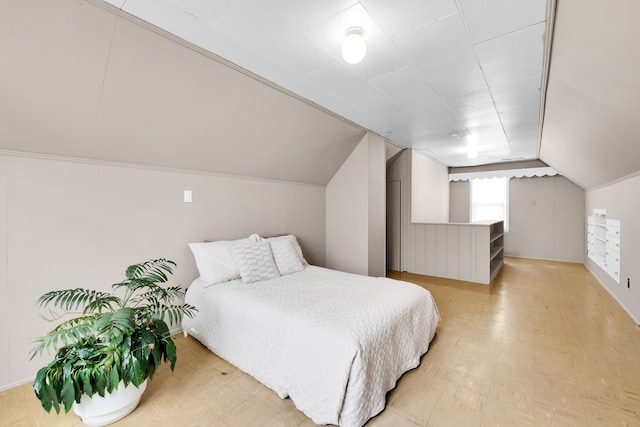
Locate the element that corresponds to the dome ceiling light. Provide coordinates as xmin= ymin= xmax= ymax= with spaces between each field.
xmin=341 ymin=27 xmax=366 ymax=64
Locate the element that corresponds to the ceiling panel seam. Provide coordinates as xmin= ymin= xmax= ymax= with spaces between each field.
xmin=456 ymin=0 xmax=509 ymax=157
xmin=538 ymin=0 xmax=558 ymax=159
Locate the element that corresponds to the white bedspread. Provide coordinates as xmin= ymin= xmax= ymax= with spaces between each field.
xmin=182 ymin=266 xmax=439 ymax=427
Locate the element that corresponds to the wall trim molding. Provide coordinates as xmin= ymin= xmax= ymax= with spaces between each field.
xmin=586 ymin=169 xmax=640 ymax=192
xmin=449 ymin=166 xmax=558 ymax=182
xmin=585 ymin=263 xmax=640 ymax=325
xmin=0 ymin=150 xmax=325 ymax=189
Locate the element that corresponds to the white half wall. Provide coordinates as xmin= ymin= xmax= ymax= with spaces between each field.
xmin=0 ymin=153 xmax=326 ymax=391
xmin=586 ymin=174 xmax=640 ymax=323
xmin=326 ymin=133 xmax=385 ymax=276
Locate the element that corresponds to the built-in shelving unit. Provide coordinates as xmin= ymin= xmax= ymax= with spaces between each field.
xmin=489 ymin=221 xmax=505 ymax=283
xmin=407 ymin=220 xmax=504 ymax=285
xmin=587 ymin=209 xmax=620 ymax=282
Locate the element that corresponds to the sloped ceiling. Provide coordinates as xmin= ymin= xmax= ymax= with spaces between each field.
xmin=3 ymin=0 xmax=638 ymax=190
xmin=0 ymin=0 xmax=365 ymax=185
xmin=97 ymin=0 xmax=547 ymax=167
xmin=540 ymin=0 xmax=640 ymax=189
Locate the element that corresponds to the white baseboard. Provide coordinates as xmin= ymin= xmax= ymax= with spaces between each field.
xmin=585 ymin=264 xmax=640 ymax=325
xmin=0 ymin=376 xmax=34 ymax=393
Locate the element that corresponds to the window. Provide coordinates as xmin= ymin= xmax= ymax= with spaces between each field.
xmin=471 ymin=177 xmax=509 ymax=231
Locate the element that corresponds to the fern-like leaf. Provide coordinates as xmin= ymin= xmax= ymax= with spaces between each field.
xmin=135 ymin=298 xmax=195 ymax=325
xmin=30 ymin=316 xmax=97 ymax=359
xmin=123 ymin=259 xmax=175 ymax=283
xmin=93 ymin=308 xmax=135 ymax=344
xmin=36 ymin=288 xmax=120 ymax=315
xmin=31 ymin=258 xmax=197 ymax=413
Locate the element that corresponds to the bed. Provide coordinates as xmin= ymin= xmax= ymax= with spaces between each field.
xmin=183 ymin=235 xmax=440 ymax=427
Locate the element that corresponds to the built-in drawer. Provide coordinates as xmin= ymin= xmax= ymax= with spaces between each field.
xmin=606 ymin=234 xmax=621 ymax=251
xmin=606 ymin=219 xmax=620 ymax=236
xmin=606 ymin=249 xmax=620 ymax=274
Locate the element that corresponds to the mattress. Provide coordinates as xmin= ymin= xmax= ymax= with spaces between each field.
xmin=182 ymin=266 xmax=439 ymax=427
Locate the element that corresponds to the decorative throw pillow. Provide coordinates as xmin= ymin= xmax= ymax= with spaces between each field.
xmin=264 ymin=235 xmax=308 ymax=265
xmin=269 ymin=238 xmax=304 ymax=275
xmin=189 ymin=236 xmax=255 ymax=285
xmin=230 ymin=240 xmax=280 ymax=284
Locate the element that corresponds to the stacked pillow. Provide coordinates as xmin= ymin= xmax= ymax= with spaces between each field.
xmin=189 ymin=234 xmax=307 ymax=285
xmin=229 ymin=240 xmax=280 ymax=284
xmin=262 ymin=234 xmax=306 ymax=276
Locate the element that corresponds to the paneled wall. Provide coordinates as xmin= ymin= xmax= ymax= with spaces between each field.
xmin=405 ymin=221 xmax=502 ymax=284
xmin=507 ymin=176 xmax=584 ymax=262
xmin=449 ymin=175 xmax=584 ymax=263
xmin=0 ymin=154 xmax=326 ymax=391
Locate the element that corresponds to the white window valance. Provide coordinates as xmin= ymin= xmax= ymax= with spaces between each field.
xmin=448 ymin=166 xmax=558 ymax=182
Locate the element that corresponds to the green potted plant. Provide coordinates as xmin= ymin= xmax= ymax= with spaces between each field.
xmin=30 ymin=258 xmax=197 ymax=426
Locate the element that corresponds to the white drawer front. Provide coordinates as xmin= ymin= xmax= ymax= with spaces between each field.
xmin=606 ymin=234 xmax=621 ymax=251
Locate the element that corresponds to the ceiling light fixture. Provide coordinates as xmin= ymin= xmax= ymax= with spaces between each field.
xmin=341 ymin=27 xmax=366 ymax=64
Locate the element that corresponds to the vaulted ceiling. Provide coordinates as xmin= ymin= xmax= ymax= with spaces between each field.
xmin=0 ymin=0 xmax=366 ymax=185
xmin=540 ymin=0 xmax=640 ymax=189
xmin=98 ymin=0 xmax=548 ymax=167
xmin=2 ymin=0 xmax=639 ymax=189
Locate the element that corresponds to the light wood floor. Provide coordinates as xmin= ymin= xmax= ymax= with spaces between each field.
xmin=3 ymin=257 xmax=640 ymax=426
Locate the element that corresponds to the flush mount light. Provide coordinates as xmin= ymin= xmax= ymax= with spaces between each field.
xmin=341 ymin=27 xmax=366 ymax=64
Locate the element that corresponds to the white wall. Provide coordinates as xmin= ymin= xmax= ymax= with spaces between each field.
xmin=451 ymin=176 xmax=585 ymax=263
xmin=506 ymin=176 xmax=584 ymax=262
xmin=368 ymin=134 xmax=386 ymax=277
xmin=411 ymin=150 xmax=449 ymax=223
xmin=326 ymin=133 xmax=385 ymax=276
xmin=0 ymin=153 xmax=326 ymax=391
xmin=449 ymin=181 xmax=470 ymax=223
xmin=387 ymin=150 xmax=450 ymax=272
xmin=0 ymin=157 xmax=8 ymax=390
xmin=387 ymin=150 xmax=411 ymax=272
xmin=326 ymin=139 xmax=368 ymax=275
xmin=586 ymin=174 xmax=640 ymax=322
xmin=1 ymin=0 xmax=364 ymax=186
xmin=449 ymin=175 xmax=584 ymax=263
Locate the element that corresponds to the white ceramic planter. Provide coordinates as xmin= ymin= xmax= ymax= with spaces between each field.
xmin=72 ymin=380 xmax=147 ymax=427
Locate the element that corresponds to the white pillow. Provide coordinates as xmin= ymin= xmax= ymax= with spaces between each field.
xmin=263 ymin=235 xmax=308 ymax=266
xmin=189 ymin=235 xmax=257 ymax=285
xmin=230 ymin=240 xmax=280 ymax=284
xmin=269 ymin=238 xmax=304 ymax=275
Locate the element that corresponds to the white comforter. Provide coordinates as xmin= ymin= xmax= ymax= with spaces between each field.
xmin=182 ymin=266 xmax=439 ymax=427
